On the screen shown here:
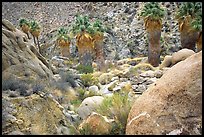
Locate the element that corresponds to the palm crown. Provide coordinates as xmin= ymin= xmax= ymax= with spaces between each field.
xmin=176 ymin=2 xmax=202 ymax=31
xmin=71 ymin=14 xmax=106 ymax=36
xmin=57 ymin=27 xmax=71 ymax=41
xmin=71 ymin=14 xmax=91 ymax=35
xmin=30 ymin=20 xmax=41 ymax=32
xmin=140 ymin=2 xmax=165 ymax=20
xmin=19 ymin=18 xmax=30 ymax=27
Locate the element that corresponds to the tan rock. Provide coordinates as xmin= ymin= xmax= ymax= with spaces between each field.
xmin=159 ymin=55 xmax=172 ymax=69
xmin=126 ymin=51 xmax=202 ymax=135
xmin=78 ymin=112 xmax=114 ymax=135
xmin=2 ymin=19 xmax=16 ymax=32
xmin=77 ymin=96 xmax=104 ymax=120
xmin=171 ymin=48 xmax=195 ymax=65
xmin=2 ymin=94 xmax=78 ymax=135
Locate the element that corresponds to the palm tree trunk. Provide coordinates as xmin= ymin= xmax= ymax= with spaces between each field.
xmin=179 ymin=17 xmax=200 ymax=51
xmin=33 ymin=35 xmax=37 ymax=46
xmin=60 ymin=45 xmax=70 ymax=57
xmin=196 ymin=32 xmax=202 ymax=52
xmin=145 ymin=18 xmax=162 ymax=67
xmin=81 ymin=49 xmax=93 ymax=66
xmin=94 ymin=40 xmax=105 ymax=71
xmin=77 ymin=32 xmax=94 ymax=66
xmin=147 ymin=30 xmax=161 ymax=67
xmin=180 ymin=30 xmax=199 ymax=51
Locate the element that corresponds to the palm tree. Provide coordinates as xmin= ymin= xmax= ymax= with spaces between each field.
xmin=19 ymin=18 xmax=30 ymax=39
xmin=71 ymin=14 xmax=94 ymax=66
xmin=140 ymin=2 xmax=165 ymax=67
xmin=190 ymin=8 xmax=202 ymax=52
xmin=90 ymin=19 xmax=106 ymax=71
xmin=56 ymin=27 xmax=71 ymax=57
xmin=175 ymin=2 xmax=202 ymax=51
xmin=30 ymin=20 xmax=41 ymax=54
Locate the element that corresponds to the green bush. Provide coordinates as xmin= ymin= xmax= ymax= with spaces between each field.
xmin=96 ymin=92 xmax=132 ymax=135
xmin=76 ymin=64 xmax=94 ymax=74
xmin=80 ymin=73 xmax=98 ymax=87
xmin=70 ymin=99 xmax=82 ymax=108
xmin=75 ymin=87 xmax=87 ymax=100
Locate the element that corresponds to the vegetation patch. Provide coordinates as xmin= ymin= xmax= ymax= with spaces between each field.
xmin=96 ymin=92 xmax=132 ymax=135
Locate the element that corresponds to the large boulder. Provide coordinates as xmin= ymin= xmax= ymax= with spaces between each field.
xmin=2 ymin=94 xmax=78 ymax=135
xmin=126 ymin=51 xmax=202 ymax=135
xmin=77 ymin=96 xmax=104 ymax=120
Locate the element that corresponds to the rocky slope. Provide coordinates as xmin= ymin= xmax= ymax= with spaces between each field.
xmin=2 ymin=2 xmax=202 ymax=135
xmin=2 ymin=2 xmax=182 ymax=60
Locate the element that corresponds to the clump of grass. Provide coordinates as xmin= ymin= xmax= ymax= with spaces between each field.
xmin=80 ymin=73 xmax=99 ymax=87
xmin=76 ymin=64 xmax=94 ymax=74
xmin=96 ymin=92 xmax=132 ymax=135
xmin=75 ymin=87 xmax=100 ymax=101
xmin=79 ymin=124 xmax=93 ymax=135
xmin=128 ymin=63 xmax=156 ymax=76
xmin=75 ymin=87 xmax=87 ymax=100
xmin=70 ymin=99 xmax=82 ymax=109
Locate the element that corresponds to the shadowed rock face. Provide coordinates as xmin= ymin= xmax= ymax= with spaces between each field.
xmin=2 ymin=19 xmax=53 ymax=81
xmin=126 ymin=51 xmax=202 ymax=135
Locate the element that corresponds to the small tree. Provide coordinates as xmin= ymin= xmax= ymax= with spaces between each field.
xmin=71 ymin=14 xmax=94 ymax=66
xmin=175 ymin=2 xmax=202 ymax=51
xmin=140 ymin=2 xmax=165 ymax=67
xmin=19 ymin=18 xmax=30 ymax=39
xmin=56 ymin=27 xmax=71 ymax=57
xmin=90 ymin=19 xmax=106 ymax=71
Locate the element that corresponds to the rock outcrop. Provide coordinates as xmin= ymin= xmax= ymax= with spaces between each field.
xmin=159 ymin=48 xmax=195 ymax=68
xmin=2 ymin=19 xmax=53 ymax=82
xmin=77 ymin=96 xmax=104 ymax=120
xmin=126 ymin=51 xmax=202 ymax=135
xmin=2 ymin=94 xmax=78 ymax=135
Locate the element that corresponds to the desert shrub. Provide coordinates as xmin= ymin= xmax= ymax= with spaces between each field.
xmin=128 ymin=63 xmax=156 ymax=76
xmin=59 ymin=71 xmax=78 ymax=88
xmin=83 ymin=90 xmax=101 ymax=99
xmin=96 ymin=92 xmax=132 ymax=135
xmin=2 ymin=78 xmax=29 ymax=95
xmin=76 ymin=64 xmax=93 ymax=74
xmin=75 ymin=87 xmax=87 ymax=100
xmin=55 ymin=82 xmax=70 ymax=92
xmin=70 ymin=99 xmax=82 ymax=108
xmin=75 ymin=87 xmax=101 ymax=102
xmin=80 ymin=73 xmax=99 ymax=87
xmin=79 ymin=124 xmax=93 ymax=135
xmin=32 ymin=83 xmax=45 ymax=94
